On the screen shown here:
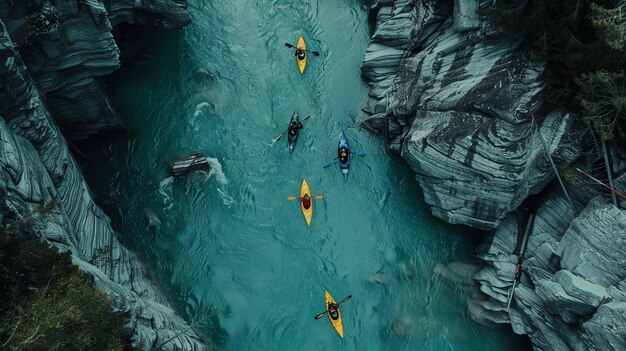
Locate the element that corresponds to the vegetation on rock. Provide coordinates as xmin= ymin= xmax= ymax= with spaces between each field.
xmin=576 ymin=70 xmax=626 ymax=140
xmin=591 ymin=2 xmax=626 ymax=50
xmin=0 ymin=211 xmax=130 ymax=351
xmin=482 ymin=0 xmax=626 ymax=140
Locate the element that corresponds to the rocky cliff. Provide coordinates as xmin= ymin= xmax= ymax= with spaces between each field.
xmin=363 ymin=0 xmax=625 ymax=350
xmin=0 ymin=0 xmax=190 ymax=140
xmin=474 ymin=191 xmax=626 ymax=350
xmin=0 ymin=1 xmax=211 ymax=350
xmin=362 ymin=0 xmax=580 ymax=230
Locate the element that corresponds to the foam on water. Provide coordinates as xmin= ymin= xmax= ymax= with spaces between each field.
xmin=158 ymin=176 xmax=175 ymax=210
xmin=206 ymin=157 xmax=229 ymax=186
xmin=193 ymin=101 xmax=211 ymax=117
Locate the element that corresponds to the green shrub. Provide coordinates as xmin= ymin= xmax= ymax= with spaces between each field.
xmin=0 ymin=226 xmax=129 ymax=350
xmin=576 ymin=70 xmax=626 ymax=140
xmin=591 ymin=2 xmax=626 ymax=50
xmin=480 ymin=0 xmax=624 ymax=107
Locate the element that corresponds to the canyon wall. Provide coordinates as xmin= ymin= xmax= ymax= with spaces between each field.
xmin=362 ymin=0 xmax=626 ymax=349
xmin=0 ymin=1 xmax=212 ymax=350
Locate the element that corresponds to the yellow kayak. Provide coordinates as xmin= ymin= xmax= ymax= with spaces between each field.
xmin=300 ymin=179 xmax=313 ymax=226
xmin=325 ymin=290 xmax=344 ymax=338
xmin=296 ymin=35 xmax=306 ymax=74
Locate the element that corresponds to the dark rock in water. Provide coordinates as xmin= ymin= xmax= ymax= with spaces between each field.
xmin=108 ymin=0 xmax=192 ymax=29
xmin=168 ymin=153 xmax=211 ymax=177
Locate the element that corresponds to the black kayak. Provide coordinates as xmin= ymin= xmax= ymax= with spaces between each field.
xmin=287 ymin=111 xmax=300 ymax=154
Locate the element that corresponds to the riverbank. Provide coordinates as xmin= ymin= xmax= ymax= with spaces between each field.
xmin=0 ymin=1 xmax=211 ymax=349
xmin=362 ymin=1 xmax=626 ymax=349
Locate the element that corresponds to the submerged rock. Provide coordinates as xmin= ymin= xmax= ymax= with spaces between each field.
xmin=387 ymin=315 xmax=414 ymax=339
xmin=144 ymin=207 xmax=163 ymax=231
xmin=434 ymin=261 xmax=481 ymax=285
xmin=368 ymin=271 xmax=390 ymax=285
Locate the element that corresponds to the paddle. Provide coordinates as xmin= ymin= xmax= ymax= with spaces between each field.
xmin=323 ymin=158 xmax=338 ymax=168
xmin=354 ymin=152 xmax=367 ymax=157
xmin=288 ymin=195 xmax=324 ymax=201
xmin=272 ymin=114 xmax=312 ymax=144
xmin=284 ymin=43 xmax=320 ymax=56
xmin=314 ymin=295 xmax=352 ymax=319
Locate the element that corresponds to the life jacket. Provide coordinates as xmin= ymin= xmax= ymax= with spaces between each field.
xmin=302 ymin=196 xmax=311 ymax=209
xmin=296 ymin=49 xmax=306 ymax=60
xmin=288 ymin=123 xmax=298 ymax=136
xmin=339 ymin=148 xmax=349 ymax=164
xmin=328 ymin=303 xmax=339 ymax=320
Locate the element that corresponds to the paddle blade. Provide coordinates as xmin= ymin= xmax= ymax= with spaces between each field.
xmin=273 ymin=130 xmax=287 ymax=143
xmin=340 ymin=295 xmax=352 ymax=303
xmin=312 ymin=51 xmax=320 ymax=56
xmin=323 ymin=158 xmax=338 ymax=168
xmin=287 ymin=197 xmax=297 ymax=201
xmin=285 ymin=43 xmax=294 ymax=48
xmin=314 ymin=311 xmax=327 ymax=320
xmin=355 ymin=152 xmax=367 ymax=157
xmin=302 ymin=114 xmax=312 ymax=122
xmin=314 ymin=195 xmax=324 ymax=199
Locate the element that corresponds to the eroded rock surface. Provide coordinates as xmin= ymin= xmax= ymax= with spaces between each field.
xmin=363 ymin=1 xmax=624 ymax=350
xmin=0 ymin=0 xmax=190 ymax=140
xmin=0 ymin=3 xmax=211 ymax=350
xmin=474 ymin=194 xmax=626 ymax=350
xmin=362 ymin=0 xmax=580 ymax=230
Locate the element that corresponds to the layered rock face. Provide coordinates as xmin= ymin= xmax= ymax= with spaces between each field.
xmin=0 ymin=0 xmax=190 ymax=140
xmin=363 ymin=1 xmax=626 ymax=350
xmin=362 ymin=0 xmax=579 ymax=230
xmin=0 ymin=2 xmax=210 ymax=350
xmin=474 ymin=193 xmax=626 ymax=350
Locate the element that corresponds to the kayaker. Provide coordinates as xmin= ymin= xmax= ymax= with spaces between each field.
xmin=288 ymin=120 xmax=303 ymax=136
xmin=338 ymin=147 xmax=349 ymax=164
xmin=295 ymin=48 xmax=306 ymax=61
xmin=328 ymin=303 xmax=340 ymax=320
xmin=301 ymin=195 xmax=311 ymax=209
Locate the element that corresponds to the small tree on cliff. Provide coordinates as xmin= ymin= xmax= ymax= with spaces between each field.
xmin=591 ymin=1 xmax=626 ymax=50
xmin=576 ymin=70 xmax=626 ymax=141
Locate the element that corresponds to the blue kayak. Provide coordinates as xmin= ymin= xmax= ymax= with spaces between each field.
xmin=338 ymin=130 xmax=350 ymax=182
xmin=324 ymin=129 xmax=366 ymax=182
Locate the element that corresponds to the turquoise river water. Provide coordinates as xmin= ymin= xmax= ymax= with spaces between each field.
xmin=87 ymin=0 xmax=530 ymax=350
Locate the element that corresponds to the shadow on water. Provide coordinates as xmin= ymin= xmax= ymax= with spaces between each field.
xmin=83 ymin=1 xmax=532 ymax=350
